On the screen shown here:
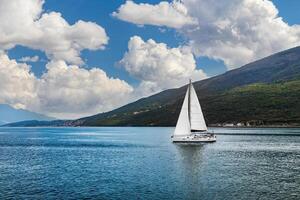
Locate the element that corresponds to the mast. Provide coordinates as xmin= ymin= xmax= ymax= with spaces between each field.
xmin=188 ymin=79 xmax=191 ymax=126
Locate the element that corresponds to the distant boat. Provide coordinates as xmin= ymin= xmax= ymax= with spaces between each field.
xmin=172 ymin=80 xmax=216 ymax=143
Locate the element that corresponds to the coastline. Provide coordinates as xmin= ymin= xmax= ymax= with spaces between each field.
xmin=1 ymin=124 xmax=300 ymax=128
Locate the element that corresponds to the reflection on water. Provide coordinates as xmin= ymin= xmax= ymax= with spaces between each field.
xmin=175 ymin=144 xmax=205 ymax=199
xmin=176 ymin=144 xmax=204 ymax=173
xmin=0 ymin=127 xmax=299 ymax=200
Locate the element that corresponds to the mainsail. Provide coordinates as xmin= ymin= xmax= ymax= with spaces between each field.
xmin=173 ymin=80 xmax=207 ymax=136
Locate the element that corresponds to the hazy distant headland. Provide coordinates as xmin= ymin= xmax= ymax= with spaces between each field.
xmin=0 ymin=104 xmax=55 ymax=126
xmin=3 ymin=46 xmax=300 ymax=128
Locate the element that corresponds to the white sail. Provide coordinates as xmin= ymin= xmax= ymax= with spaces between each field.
xmin=173 ymin=87 xmax=191 ymax=136
xmin=189 ymin=84 xmax=208 ymax=131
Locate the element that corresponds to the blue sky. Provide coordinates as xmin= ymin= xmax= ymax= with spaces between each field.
xmin=2 ymin=0 xmax=300 ymax=118
xmin=9 ymin=0 xmax=186 ymax=86
xmin=7 ymin=0 xmax=300 ymax=82
xmin=273 ymin=0 xmax=300 ymax=25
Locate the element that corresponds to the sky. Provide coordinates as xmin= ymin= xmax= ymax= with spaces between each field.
xmin=1 ymin=0 xmax=300 ymax=119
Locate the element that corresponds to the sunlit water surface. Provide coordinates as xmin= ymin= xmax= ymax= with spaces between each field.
xmin=0 ymin=127 xmax=299 ymax=199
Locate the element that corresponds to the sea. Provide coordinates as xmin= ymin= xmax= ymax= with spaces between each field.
xmin=0 ymin=127 xmax=299 ymax=200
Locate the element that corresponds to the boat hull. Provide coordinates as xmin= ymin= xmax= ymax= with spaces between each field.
xmin=172 ymin=134 xmax=216 ymax=143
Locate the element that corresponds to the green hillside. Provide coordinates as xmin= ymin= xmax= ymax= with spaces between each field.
xmin=78 ymin=80 xmax=300 ymax=127
xmin=205 ymin=80 xmax=300 ymax=126
xmin=76 ymin=46 xmax=300 ymax=127
xmin=3 ymin=46 xmax=300 ymax=127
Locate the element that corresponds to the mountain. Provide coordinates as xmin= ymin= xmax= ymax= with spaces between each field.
xmin=69 ymin=46 xmax=300 ymax=127
xmin=0 ymin=104 xmax=55 ymax=125
xmin=4 ymin=46 xmax=300 ymax=127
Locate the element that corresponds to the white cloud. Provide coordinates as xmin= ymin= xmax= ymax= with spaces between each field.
xmin=114 ymin=0 xmax=300 ymax=69
xmin=18 ymin=56 xmax=39 ymax=62
xmin=0 ymin=54 xmax=37 ymax=109
xmin=35 ymin=61 xmax=133 ymax=119
xmin=0 ymin=0 xmax=117 ymax=118
xmin=120 ymin=36 xmax=207 ymax=96
xmin=112 ymin=0 xmax=197 ymax=28
xmin=0 ymin=0 xmax=109 ymax=65
xmin=0 ymin=53 xmax=133 ymax=119
xmin=180 ymin=0 xmax=300 ymax=69
xmin=2 ymin=42 xmax=205 ymax=118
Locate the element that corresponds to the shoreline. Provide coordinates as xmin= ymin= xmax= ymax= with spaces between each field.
xmin=1 ymin=125 xmax=300 ymax=128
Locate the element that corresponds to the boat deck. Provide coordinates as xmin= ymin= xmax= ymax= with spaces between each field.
xmin=172 ymin=133 xmax=217 ymax=143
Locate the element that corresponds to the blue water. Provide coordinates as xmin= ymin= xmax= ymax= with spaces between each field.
xmin=0 ymin=127 xmax=299 ymax=199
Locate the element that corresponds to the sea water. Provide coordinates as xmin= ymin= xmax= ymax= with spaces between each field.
xmin=0 ymin=127 xmax=299 ymax=199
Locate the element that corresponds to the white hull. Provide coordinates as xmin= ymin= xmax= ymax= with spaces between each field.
xmin=172 ymin=133 xmax=216 ymax=143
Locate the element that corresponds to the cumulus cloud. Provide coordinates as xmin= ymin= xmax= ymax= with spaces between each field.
xmin=0 ymin=0 xmax=119 ymax=118
xmin=1 ymin=33 xmax=208 ymax=118
xmin=0 ymin=0 xmax=108 ymax=65
xmin=181 ymin=0 xmax=300 ymax=68
xmin=35 ymin=61 xmax=133 ymax=119
xmin=114 ymin=0 xmax=300 ymax=69
xmin=0 ymin=54 xmax=37 ymax=109
xmin=112 ymin=0 xmax=197 ymax=28
xmin=0 ymin=0 xmax=149 ymax=119
xmin=0 ymin=53 xmax=133 ymax=119
xmin=18 ymin=56 xmax=39 ymax=62
xmin=120 ymin=36 xmax=207 ymax=96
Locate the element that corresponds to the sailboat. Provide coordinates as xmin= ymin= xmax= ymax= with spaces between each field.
xmin=172 ymin=80 xmax=216 ymax=143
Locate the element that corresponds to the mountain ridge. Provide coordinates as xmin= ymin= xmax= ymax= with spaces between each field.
xmin=3 ymin=46 xmax=300 ymax=127
xmin=76 ymin=46 xmax=300 ymax=126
